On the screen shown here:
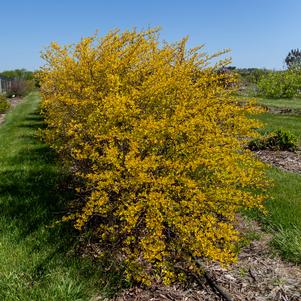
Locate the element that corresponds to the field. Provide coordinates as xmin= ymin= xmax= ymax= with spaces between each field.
xmin=0 ymin=93 xmax=300 ymax=299
xmin=264 ymin=169 xmax=301 ymax=262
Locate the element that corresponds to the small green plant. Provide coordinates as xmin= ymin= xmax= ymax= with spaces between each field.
xmin=0 ymin=95 xmax=10 ymax=113
xmin=248 ymin=129 xmax=298 ymax=151
xmin=235 ymin=229 xmax=261 ymax=252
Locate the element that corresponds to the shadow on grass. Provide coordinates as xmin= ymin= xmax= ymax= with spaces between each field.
xmin=16 ymin=113 xmax=46 ymax=130
xmin=0 ymin=110 xmax=126 ymax=298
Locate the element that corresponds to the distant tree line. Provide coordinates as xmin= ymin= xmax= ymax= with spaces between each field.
xmin=0 ymin=69 xmax=37 ymax=97
xmin=0 ymin=69 xmax=34 ymax=80
xmin=224 ymin=49 xmax=301 ymax=98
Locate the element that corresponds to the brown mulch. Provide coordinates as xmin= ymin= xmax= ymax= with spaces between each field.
xmin=89 ymin=146 xmax=301 ymax=301
xmin=255 ymin=150 xmax=301 ymax=174
xmin=0 ymin=97 xmax=23 ymax=125
xmin=91 ymin=219 xmax=301 ymax=301
xmin=100 ymin=146 xmax=301 ymax=300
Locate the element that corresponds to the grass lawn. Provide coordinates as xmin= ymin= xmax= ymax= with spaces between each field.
xmin=249 ymin=108 xmax=301 ymax=263
xmin=0 ymin=93 xmax=123 ymax=301
xmin=255 ymin=112 xmax=301 ymax=143
xmin=266 ymin=169 xmax=301 ymax=263
xmin=257 ymin=97 xmax=301 ymax=110
xmin=249 ymin=169 xmax=301 ymax=263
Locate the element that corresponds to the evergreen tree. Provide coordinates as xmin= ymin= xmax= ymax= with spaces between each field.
xmin=285 ymin=49 xmax=301 ymax=69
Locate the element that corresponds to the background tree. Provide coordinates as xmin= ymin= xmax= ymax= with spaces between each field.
xmin=285 ymin=49 xmax=301 ymax=69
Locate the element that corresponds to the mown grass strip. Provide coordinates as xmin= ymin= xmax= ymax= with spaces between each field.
xmin=256 ymin=112 xmax=301 ymax=143
xmin=248 ymin=168 xmax=301 ymax=263
xmin=257 ymin=97 xmax=301 ymax=110
xmin=249 ymin=109 xmax=301 ymax=263
xmin=0 ymin=93 xmax=123 ymax=301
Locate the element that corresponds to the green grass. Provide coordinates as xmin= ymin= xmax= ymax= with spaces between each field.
xmin=255 ymin=112 xmax=301 ymax=143
xmin=249 ymin=107 xmax=301 ymax=263
xmin=0 ymin=93 xmax=124 ymax=301
xmin=257 ymin=97 xmax=301 ymax=110
xmin=249 ymin=169 xmax=301 ymax=263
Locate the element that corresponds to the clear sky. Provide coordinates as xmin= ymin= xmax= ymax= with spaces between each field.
xmin=1 ymin=0 xmax=300 ymax=71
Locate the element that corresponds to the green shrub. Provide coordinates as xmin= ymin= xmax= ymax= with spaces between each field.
xmin=248 ymin=129 xmax=298 ymax=151
xmin=0 ymin=95 xmax=10 ymax=113
xmin=257 ymin=70 xmax=301 ymax=98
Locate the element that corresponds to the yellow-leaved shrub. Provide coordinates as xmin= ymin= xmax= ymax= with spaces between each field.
xmin=38 ymin=28 xmax=267 ymax=285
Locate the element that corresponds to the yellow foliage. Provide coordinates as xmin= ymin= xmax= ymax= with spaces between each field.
xmin=38 ymin=28 xmax=268 ymax=284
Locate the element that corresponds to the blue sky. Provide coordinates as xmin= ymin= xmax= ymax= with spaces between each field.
xmin=0 ymin=0 xmax=300 ymax=71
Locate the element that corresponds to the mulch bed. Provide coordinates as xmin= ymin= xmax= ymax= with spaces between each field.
xmin=255 ymin=150 xmax=301 ymax=174
xmin=88 ymin=148 xmax=301 ymax=301
xmin=108 ymin=149 xmax=301 ymax=301
xmin=267 ymin=106 xmax=301 ymax=115
xmin=94 ymin=219 xmax=301 ymax=301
